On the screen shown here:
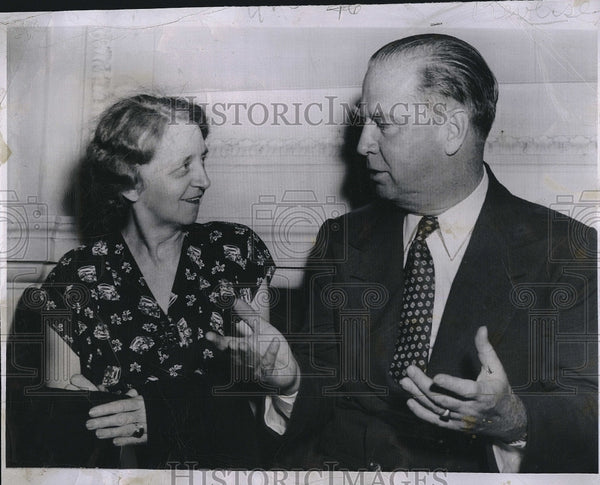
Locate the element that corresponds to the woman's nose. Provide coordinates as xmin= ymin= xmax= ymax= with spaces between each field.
xmin=192 ymin=161 xmax=211 ymax=190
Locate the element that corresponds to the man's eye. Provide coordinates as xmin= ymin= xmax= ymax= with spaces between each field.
xmin=375 ymin=120 xmax=390 ymax=130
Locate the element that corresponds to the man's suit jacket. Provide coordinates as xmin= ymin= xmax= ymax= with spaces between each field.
xmin=277 ymin=166 xmax=597 ymax=472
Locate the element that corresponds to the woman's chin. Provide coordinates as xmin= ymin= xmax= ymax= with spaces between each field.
xmin=183 ymin=210 xmax=201 ymax=226
xmin=176 ymin=201 xmax=199 ymax=220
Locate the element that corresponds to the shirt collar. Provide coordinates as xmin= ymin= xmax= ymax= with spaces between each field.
xmin=403 ymin=170 xmax=489 ymax=260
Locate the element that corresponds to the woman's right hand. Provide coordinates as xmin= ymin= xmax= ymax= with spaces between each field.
xmin=69 ymin=374 xmax=148 ymax=446
xmin=87 ymin=389 xmax=148 ymax=446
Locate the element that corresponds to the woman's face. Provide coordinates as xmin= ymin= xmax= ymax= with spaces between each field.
xmin=128 ymin=123 xmax=210 ymax=230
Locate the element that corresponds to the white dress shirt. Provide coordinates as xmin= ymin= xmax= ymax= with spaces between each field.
xmin=264 ymin=170 xmax=523 ymax=471
xmin=402 ymin=170 xmax=489 ymax=355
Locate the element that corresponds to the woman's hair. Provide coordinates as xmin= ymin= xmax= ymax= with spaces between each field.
xmin=78 ymin=94 xmax=208 ymax=239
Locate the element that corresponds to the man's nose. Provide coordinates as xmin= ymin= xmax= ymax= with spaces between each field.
xmin=357 ymin=124 xmax=379 ymax=156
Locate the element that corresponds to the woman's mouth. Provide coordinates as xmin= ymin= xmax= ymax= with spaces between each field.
xmin=182 ymin=194 xmax=203 ymax=204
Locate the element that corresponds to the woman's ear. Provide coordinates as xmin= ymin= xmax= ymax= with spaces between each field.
xmin=121 ymin=188 xmax=140 ymax=203
xmin=444 ymin=108 xmax=469 ymax=156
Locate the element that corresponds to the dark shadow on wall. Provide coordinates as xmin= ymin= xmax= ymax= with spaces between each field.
xmin=339 ymin=97 xmax=376 ymax=211
xmin=60 ymin=159 xmax=79 ymax=217
xmin=61 ymin=155 xmax=99 ymax=243
xmin=61 ymin=153 xmax=118 ymax=243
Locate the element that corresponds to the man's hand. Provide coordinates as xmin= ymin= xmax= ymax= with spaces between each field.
xmin=206 ymin=297 xmax=300 ymax=395
xmin=86 ymin=388 xmax=148 ymax=446
xmin=400 ymin=326 xmax=527 ymax=443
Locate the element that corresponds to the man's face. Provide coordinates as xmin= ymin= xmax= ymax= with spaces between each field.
xmin=357 ymin=61 xmax=452 ymax=214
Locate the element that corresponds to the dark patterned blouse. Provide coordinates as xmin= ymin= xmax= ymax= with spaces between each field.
xmin=41 ymin=222 xmax=275 ymax=394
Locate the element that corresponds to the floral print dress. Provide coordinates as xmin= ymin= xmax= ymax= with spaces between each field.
xmin=42 ymin=222 xmax=275 ymax=394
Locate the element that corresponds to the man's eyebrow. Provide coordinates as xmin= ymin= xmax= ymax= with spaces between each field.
xmin=355 ymin=102 xmax=374 ymax=120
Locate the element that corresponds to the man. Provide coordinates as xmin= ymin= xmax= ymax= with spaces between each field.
xmin=209 ymin=34 xmax=597 ymax=472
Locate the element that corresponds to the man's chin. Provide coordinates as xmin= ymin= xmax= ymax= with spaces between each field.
xmin=373 ymin=189 xmax=416 ymax=211
xmin=373 ymin=184 xmax=395 ymax=201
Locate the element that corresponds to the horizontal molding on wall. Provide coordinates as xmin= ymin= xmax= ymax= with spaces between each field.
xmin=486 ymin=134 xmax=596 ymax=157
xmin=203 ymin=134 xmax=597 ymax=160
xmin=487 ymin=155 xmax=595 ymax=167
xmin=207 ymin=137 xmax=346 ymax=159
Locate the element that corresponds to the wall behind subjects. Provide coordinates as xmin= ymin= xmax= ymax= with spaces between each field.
xmin=6 ymin=24 xmax=597 ymax=312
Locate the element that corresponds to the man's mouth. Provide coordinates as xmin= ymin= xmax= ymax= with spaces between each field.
xmin=368 ymin=168 xmax=387 ymax=177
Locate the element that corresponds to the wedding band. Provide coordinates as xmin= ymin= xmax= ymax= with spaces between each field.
xmin=439 ymin=409 xmax=451 ymax=422
xmin=132 ymin=425 xmax=144 ymax=438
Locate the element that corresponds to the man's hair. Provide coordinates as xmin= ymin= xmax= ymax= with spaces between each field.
xmin=79 ymin=94 xmax=208 ymax=239
xmin=370 ymin=33 xmax=498 ymax=139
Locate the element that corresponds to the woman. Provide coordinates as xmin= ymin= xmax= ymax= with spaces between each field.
xmin=8 ymin=95 xmax=295 ymax=468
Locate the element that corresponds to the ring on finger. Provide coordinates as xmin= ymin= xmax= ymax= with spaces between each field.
xmin=439 ymin=408 xmax=451 ymax=422
xmin=132 ymin=424 xmax=144 ymax=438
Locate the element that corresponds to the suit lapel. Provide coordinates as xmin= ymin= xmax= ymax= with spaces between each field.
xmin=427 ymin=206 xmax=513 ymax=378
xmin=340 ymin=203 xmax=408 ymax=394
xmin=428 ymin=167 xmax=540 ymax=378
xmin=347 ymin=202 xmax=407 ymax=326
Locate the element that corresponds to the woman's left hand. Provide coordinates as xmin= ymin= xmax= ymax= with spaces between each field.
xmin=65 ymin=373 xmax=105 ymax=392
xmin=206 ymin=297 xmax=300 ymax=395
xmin=86 ymin=388 xmax=148 ymax=446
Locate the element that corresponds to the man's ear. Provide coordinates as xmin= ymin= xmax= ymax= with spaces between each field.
xmin=121 ymin=187 xmax=140 ymax=203
xmin=444 ymin=108 xmax=469 ymax=156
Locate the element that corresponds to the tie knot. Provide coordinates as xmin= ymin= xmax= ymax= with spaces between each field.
xmin=415 ymin=216 xmax=439 ymax=242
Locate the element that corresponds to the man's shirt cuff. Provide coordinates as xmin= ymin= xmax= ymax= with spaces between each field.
xmin=263 ymin=392 xmax=298 ymax=435
xmin=492 ymin=440 xmax=526 ymax=472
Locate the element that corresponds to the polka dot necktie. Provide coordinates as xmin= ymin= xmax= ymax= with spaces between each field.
xmin=390 ymin=215 xmax=439 ymax=382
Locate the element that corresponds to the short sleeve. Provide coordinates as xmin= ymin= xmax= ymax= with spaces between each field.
xmin=201 ymin=222 xmax=276 ymax=304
